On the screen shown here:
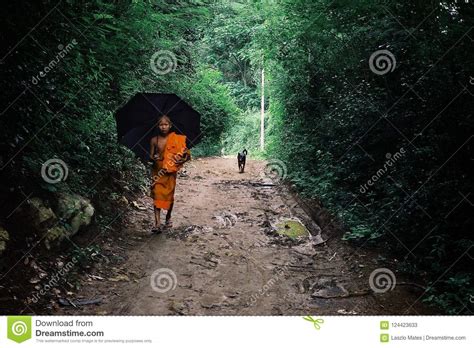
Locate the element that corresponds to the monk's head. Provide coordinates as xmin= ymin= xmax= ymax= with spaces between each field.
xmin=157 ymin=115 xmax=172 ymax=135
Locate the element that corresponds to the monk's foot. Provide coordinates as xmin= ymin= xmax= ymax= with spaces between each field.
xmin=164 ymin=219 xmax=173 ymax=229
xmin=151 ymin=225 xmax=163 ymax=234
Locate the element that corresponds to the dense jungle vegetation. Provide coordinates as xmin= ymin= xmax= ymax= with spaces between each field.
xmin=1 ymin=0 xmax=472 ymax=313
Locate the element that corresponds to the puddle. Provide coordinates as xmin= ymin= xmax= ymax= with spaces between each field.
xmin=275 ymin=218 xmax=310 ymax=239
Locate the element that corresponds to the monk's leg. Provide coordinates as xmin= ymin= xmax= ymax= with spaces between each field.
xmin=165 ymin=202 xmax=174 ymax=227
xmin=154 ymin=206 xmax=161 ymax=227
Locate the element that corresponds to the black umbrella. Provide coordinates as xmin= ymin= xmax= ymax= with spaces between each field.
xmin=115 ymin=93 xmax=202 ymax=162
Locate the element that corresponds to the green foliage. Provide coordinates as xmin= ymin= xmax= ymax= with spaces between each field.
xmin=240 ymin=0 xmax=473 ymax=312
xmin=423 ymin=273 xmax=473 ymax=314
xmin=221 ymin=109 xmax=265 ymax=157
xmin=1 ymin=0 xmax=214 ymax=205
xmin=176 ymin=65 xmax=241 ymax=157
xmin=1 ymin=0 xmax=472 ymax=315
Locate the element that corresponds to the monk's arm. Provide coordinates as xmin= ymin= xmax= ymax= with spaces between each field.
xmin=150 ymin=138 xmax=156 ymax=160
xmin=184 ymin=148 xmax=191 ymax=162
xmin=176 ymin=148 xmax=191 ymax=164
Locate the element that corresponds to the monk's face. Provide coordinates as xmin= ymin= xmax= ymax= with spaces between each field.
xmin=158 ymin=118 xmax=171 ymax=134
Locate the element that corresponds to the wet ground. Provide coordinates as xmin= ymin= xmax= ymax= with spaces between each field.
xmin=52 ymin=157 xmax=437 ymax=315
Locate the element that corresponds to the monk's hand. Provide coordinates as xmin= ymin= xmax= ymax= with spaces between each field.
xmin=174 ymin=153 xmax=185 ymax=164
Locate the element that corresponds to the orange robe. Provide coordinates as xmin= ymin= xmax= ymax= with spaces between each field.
xmin=151 ymin=132 xmax=190 ymax=210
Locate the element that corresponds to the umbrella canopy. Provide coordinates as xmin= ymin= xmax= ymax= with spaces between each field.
xmin=115 ymin=93 xmax=202 ymax=162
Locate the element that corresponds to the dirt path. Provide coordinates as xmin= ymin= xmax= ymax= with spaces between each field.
xmin=55 ymin=157 xmax=435 ymax=315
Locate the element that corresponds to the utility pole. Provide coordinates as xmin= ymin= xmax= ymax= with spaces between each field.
xmin=260 ymin=65 xmax=265 ymax=151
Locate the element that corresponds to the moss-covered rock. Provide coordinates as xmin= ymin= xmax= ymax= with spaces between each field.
xmin=25 ymin=197 xmax=57 ymax=229
xmin=55 ymin=192 xmax=95 ymax=235
xmin=10 ymin=193 xmax=95 ymax=250
xmin=43 ymin=226 xmax=69 ymax=250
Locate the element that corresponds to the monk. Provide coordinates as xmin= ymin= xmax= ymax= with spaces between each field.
xmin=149 ymin=115 xmax=191 ymax=233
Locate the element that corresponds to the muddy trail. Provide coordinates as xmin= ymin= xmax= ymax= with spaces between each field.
xmin=54 ymin=157 xmax=435 ymax=315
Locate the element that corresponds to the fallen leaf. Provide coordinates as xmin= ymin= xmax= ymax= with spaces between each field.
xmin=131 ymin=201 xmax=146 ymax=210
xmin=108 ymin=274 xmax=130 ymax=282
xmin=90 ymin=274 xmax=105 ymax=280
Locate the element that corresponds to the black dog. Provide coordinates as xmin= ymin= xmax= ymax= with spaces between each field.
xmin=237 ymin=149 xmax=248 ymax=173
